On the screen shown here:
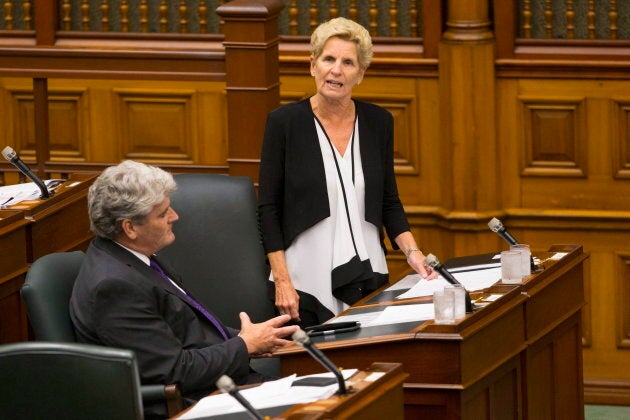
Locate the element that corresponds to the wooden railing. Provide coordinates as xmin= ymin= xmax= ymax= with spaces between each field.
xmin=517 ymin=0 xmax=628 ymax=40
xmin=0 ymin=0 xmax=425 ymax=37
xmin=3 ymin=1 xmax=630 ymax=41
xmin=494 ymin=1 xmax=630 ymax=61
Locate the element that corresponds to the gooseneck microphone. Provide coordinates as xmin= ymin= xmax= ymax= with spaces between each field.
xmin=487 ymin=217 xmax=518 ymax=246
xmin=1 ymin=146 xmax=50 ymax=199
xmin=292 ymin=329 xmax=347 ymax=395
xmin=488 ymin=217 xmax=538 ymax=272
xmin=424 ymin=253 xmax=474 ymax=313
xmin=216 ymin=375 xmax=264 ymax=420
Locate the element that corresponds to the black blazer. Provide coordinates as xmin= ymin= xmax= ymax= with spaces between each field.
xmin=258 ymin=98 xmax=410 ymax=253
xmin=69 ymin=237 xmax=257 ymax=398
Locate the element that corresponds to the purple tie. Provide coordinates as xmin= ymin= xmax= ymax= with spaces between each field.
xmin=149 ymin=257 xmax=228 ymax=340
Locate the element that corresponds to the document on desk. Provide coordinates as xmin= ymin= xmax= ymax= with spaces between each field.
xmin=395 ymin=267 xmax=502 ymax=299
xmin=178 ymin=369 xmax=358 ymax=419
xmin=367 ymin=303 xmax=435 ymax=326
xmin=0 ymin=179 xmax=65 ymax=207
xmin=333 ymin=303 xmax=435 ymax=327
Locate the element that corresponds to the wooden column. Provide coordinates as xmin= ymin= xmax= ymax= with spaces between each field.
xmin=33 ymin=0 xmax=57 ymax=179
xmin=439 ymin=0 xmax=497 ymax=215
xmin=216 ymin=0 xmax=284 ymax=181
xmin=33 ymin=78 xmax=50 ymax=180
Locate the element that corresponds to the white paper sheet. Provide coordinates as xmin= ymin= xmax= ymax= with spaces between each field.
xmin=385 ymin=275 xmax=421 ymax=291
xmin=178 ymin=369 xmax=358 ymax=419
xmin=0 ymin=179 xmax=65 ymax=208
xmin=367 ymin=304 xmax=435 ymax=326
xmin=334 ymin=303 xmax=434 ymax=328
xmin=397 ymin=267 xmax=502 ymax=299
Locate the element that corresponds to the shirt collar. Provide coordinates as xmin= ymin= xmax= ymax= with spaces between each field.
xmin=114 ymin=241 xmax=151 ymax=266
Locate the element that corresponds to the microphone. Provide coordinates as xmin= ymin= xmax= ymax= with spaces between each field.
xmin=216 ymin=375 xmax=264 ymax=420
xmin=292 ymin=329 xmax=347 ymax=395
xmin=488 ymin=217 xmax=538 ymax=272
xmin=1 ymin=146 xmax=50 ymax=199
xmin=424 ymin=253 xmax=474 ymax=313
xmin=487 ymin=217 xmax=518 ymax=246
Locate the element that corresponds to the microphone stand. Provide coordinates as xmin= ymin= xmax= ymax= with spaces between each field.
xmin=1 ymin=146 xmax=50 ymax=199
xmin=292 ymin=329 xmax=347 ymax=395
xmin=216 ymin=375 xmax=264 ymax=420
xmin=425 ymin=253 xmax=474 ymax=313
xmin=488 ymin=217 xmax=540 ymax=273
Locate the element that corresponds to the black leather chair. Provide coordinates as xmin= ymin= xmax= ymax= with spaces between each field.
xmin=20 ymin=251 xmax=182 ymax=417
xmin=0 ymin=341 xmax=143 ymax=420
xmin=160 ymin=174 xmax=276 ymax=328
xmin=21 ymin=251 xmax=84 ymax=342
xmin=159 ymin=173 xmax=279 ymax=376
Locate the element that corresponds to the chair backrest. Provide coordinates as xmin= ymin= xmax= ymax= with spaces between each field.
xmin=0 ymin=341 xmax=143 ymax=420
xmin=158 ymin=173 xmax=275 ymax=328
xmin=21 ymin=251 xmax=85 ymax=342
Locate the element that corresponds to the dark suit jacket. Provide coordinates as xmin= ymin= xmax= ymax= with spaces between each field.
xmin=69 ymin=237 xmax=260 ymax=401
xmin=258 ymin=98 xmax=410 ymax=253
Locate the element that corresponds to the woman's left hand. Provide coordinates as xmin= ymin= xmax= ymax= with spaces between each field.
xmin=407 ymin=251 xmax=438 ymax=279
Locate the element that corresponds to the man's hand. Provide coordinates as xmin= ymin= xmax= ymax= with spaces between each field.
xmin=238 ymin=312 xmax=298 ymax=356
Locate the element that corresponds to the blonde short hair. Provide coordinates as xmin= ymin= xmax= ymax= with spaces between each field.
xmin=310 ymin=17 xmax=373 ymax=70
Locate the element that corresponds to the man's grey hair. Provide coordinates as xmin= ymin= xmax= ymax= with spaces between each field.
xmin=88 ymin=160 xmax=177 ymax=239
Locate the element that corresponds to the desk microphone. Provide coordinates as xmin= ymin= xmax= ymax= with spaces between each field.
xmin=1 ymin=146 xmax=50 ymax=199
xmin=488 ymin=217 xmax=518 ymax=246
xmin=216 ymin=375 xmax=264 ymax=420
xmin=488 ymin=217 xmax=538 ymax=272
xmin=292 ymin=329 xmax=347 ymax=395
xmin=424 ymin=253 xmax=474 ymax=313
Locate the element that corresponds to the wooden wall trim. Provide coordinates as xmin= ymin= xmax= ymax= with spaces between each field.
xmin=0 ymin=162 xmax=229 ymax=178
xmin=497 ymin=58 xmax=630 ymax=79
xmin=584 ymin=378 xmax=630 ymax=406
xmin=402 ymin=207 xmax=630 ymax=232
xmin=0 ymin=44 xmax=226 ymax=81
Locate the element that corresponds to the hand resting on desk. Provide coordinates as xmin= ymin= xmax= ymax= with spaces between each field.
xmin=239 ymin=312 xmax=298 ymax=358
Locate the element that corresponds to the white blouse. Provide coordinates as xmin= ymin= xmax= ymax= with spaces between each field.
xmin=270 ymin=117 xmax=388 ymax=315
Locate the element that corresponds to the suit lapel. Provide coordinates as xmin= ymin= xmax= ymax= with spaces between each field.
xmin=94 ymin=237 xmax=185 ymax=298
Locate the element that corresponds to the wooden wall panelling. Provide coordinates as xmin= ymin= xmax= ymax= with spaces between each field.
xmin=8 ymin=84 xmax=89 ymax=163
xmin=85 ymin=82 xmax=117 ymax=162
xmin=612 ymin=97 xmax=630 ymax=179
xmin=115 ymin=88 xmax=197 ymax=165
xmin=615 ymin=251 xmax=630 ymax=349
xmin=217 ymin=0 xmax=283 ymax=181
xmin=431 ymin=0 xmax=502 ymax=261
xmin=504 ymin=80 xmax=630 ymax=211
xmin=519 ymin=225 xmax=628 ymax=391
xmin=519 ymin=95 xmax=587 ymax=178
xmin=439 ymin=0 xmax=498 ymax=215
xmin=0 ymin=78 xmax=229 ymax=169
xmin=0 ymin=212 xmax=29 ymax=343
xmin=196 ymin=87 xmax=228 ymax=167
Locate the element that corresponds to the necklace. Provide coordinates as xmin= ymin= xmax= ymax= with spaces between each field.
xmin=313 ymin=111 xmax=360 ymax=256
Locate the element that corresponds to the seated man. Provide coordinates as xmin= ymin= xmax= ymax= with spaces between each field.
xmin=70 ymin=160 xmax=298 ymax=419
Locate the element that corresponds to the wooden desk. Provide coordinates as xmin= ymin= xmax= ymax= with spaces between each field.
xmin=171 ymin=362 xmax=407 ymax=420
xmin=7 ymin=173 xmax=95 ymax=262
xmin=0 ymin=174 xmax=95 ymax=343
xmin=0 ymin=210 xmax=29 ymax=343
xmin=275 ymin=245 xmax=587 ymax=419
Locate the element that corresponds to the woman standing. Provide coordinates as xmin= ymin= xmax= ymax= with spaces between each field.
xmin=258 ymin=17 xmax=435 ymax=328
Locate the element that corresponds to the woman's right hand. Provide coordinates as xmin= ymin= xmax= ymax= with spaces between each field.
xmin=268 ymin=250 xmax=301 ymax=322
xmin=274 ymin=273 xmax=300 ymax=321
